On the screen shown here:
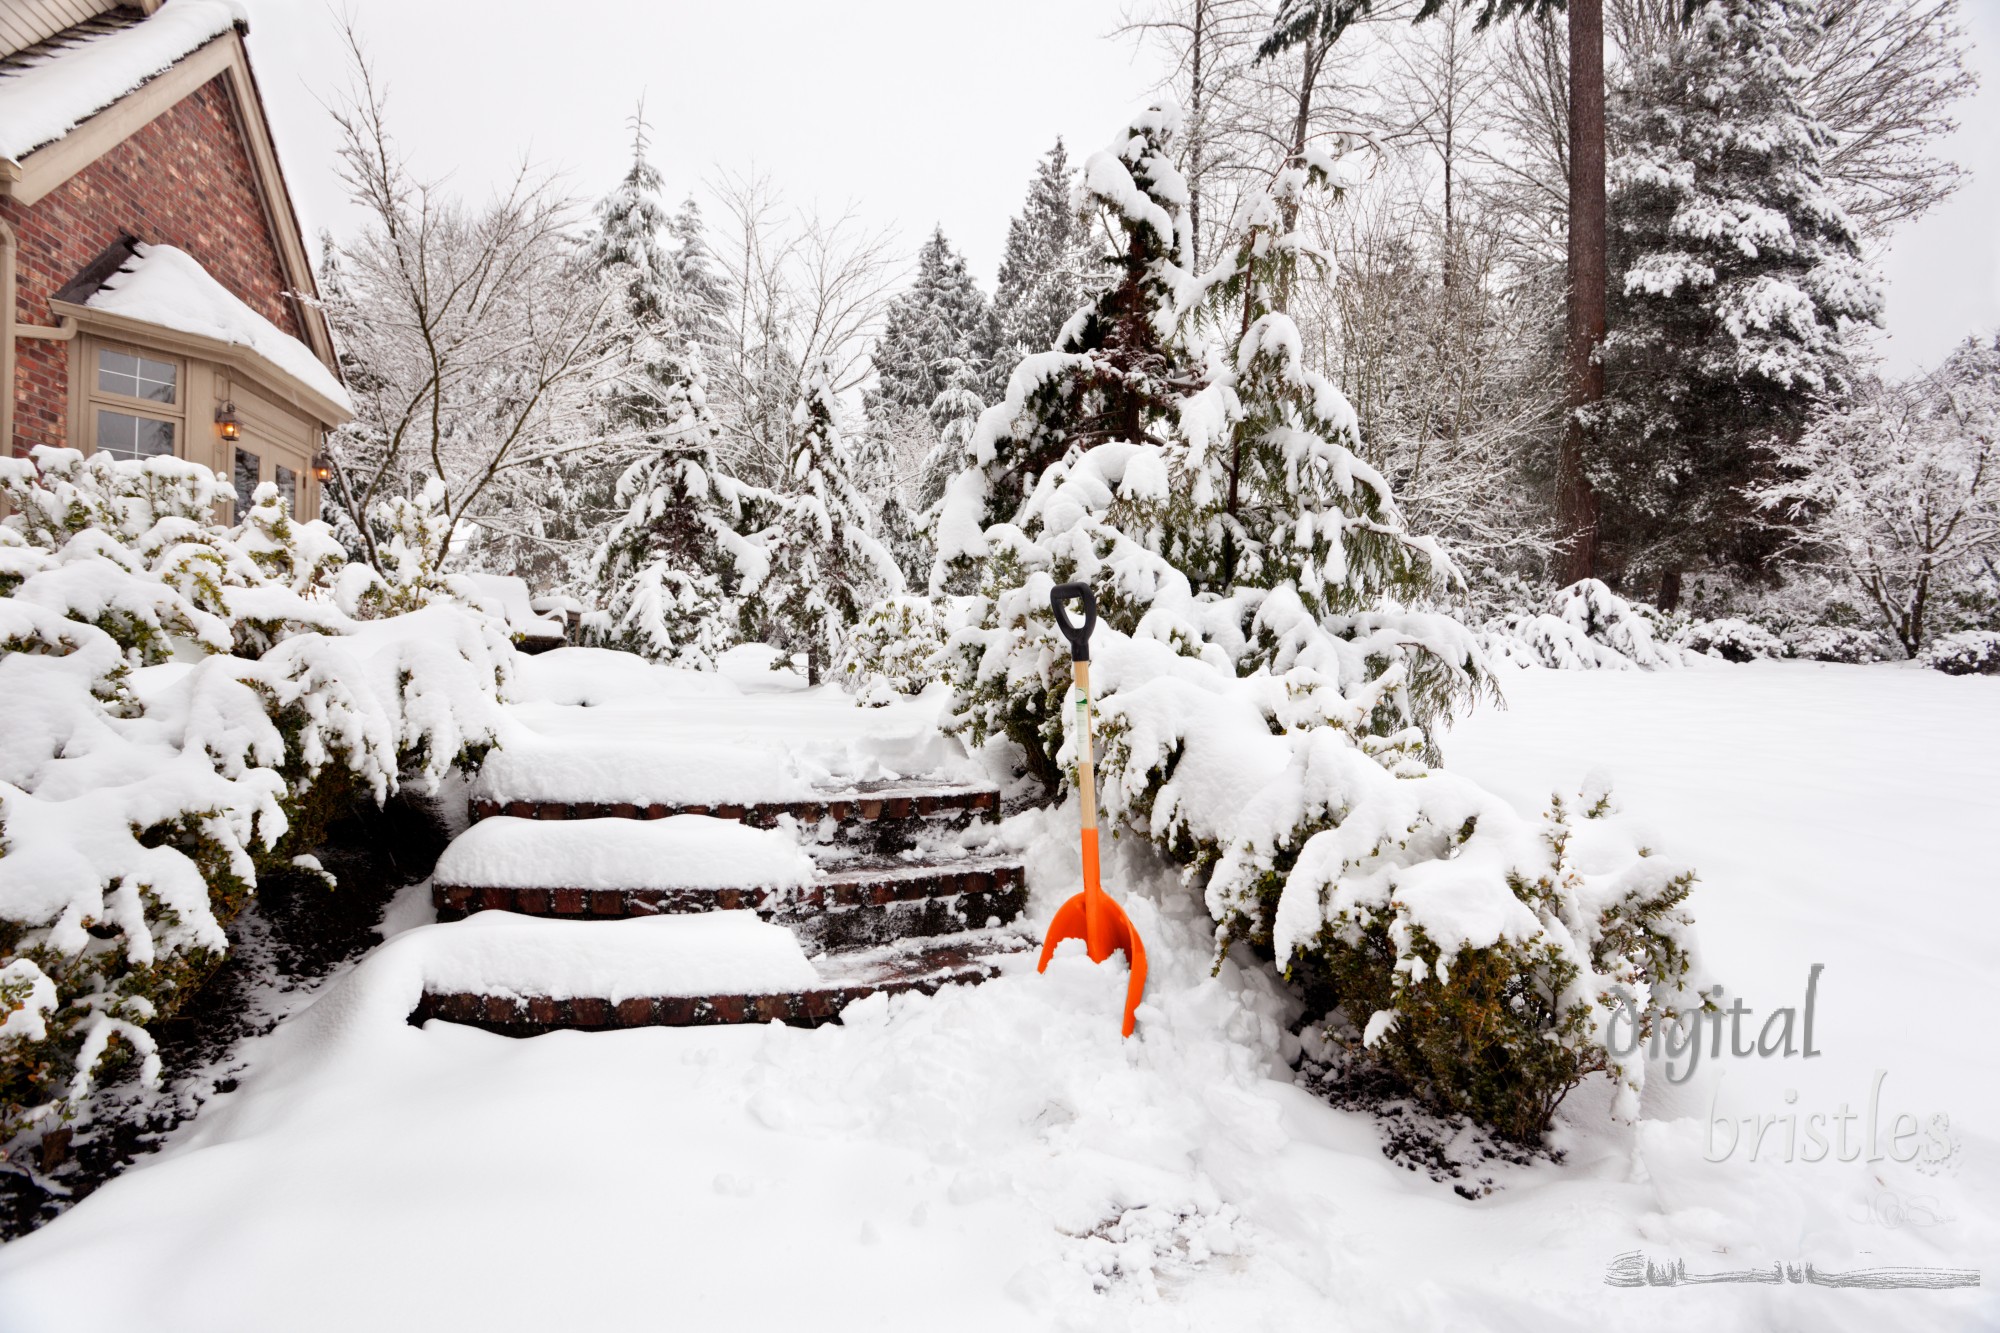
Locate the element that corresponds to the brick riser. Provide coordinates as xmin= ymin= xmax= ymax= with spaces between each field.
xmin=434 ymin=864 xmax=1027 ymax=952
xmin=468 ymin=788 xmax=999 ymax=828
xmin=410 ymin=943 xmax=1010 ymax=1036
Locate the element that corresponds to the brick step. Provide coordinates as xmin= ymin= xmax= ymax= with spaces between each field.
xmin=434 ymin=857 xmax=1027 ymax=950
xmin=410 ymin=933 xmax=1030 ymax=1036
xmin=467 ymin=780 xmax=1000 ymax=830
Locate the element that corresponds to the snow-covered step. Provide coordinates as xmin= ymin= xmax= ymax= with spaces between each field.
xmin=436 ymin=854 xmax=1028 ymax=948
xmin=431 ymin=815 xmax=1027 ymax=947
xmin=466 ymin=778 xmax=1001 ymax=829
xmin=411 ymin=928 xmax=1029 ymax=1035
xmin=412 ymin=910 xmax=825 ymax=1015
xmin=430 ymin=813 xmax=818 ymax=902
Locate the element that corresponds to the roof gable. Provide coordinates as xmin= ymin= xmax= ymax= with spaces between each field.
xmin=0 ymin=1 xmax=336 ymax=376
xmin=0 ymin=0 xmax=138 ymax=61
xmin=0 ymin=1 xmax=237 ymax=164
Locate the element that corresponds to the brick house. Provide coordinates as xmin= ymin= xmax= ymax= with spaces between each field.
xmin=1 ymin=0 xmax=349 ymax=520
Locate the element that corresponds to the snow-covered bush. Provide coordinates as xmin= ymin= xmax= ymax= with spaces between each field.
xmin=1675 ymin=616 xmax=1787 ymax=662
xmin=1 ymin=448 xmax=510 ymax=1148
xmin=840 ymin=595 xmax=953 ymax=705
xmin=333 ymin=477 xmax=461 ymax=620
xmin=1219 ymin=776 xmax=1700 ymax=1141
xmin=940 ymin=104 xmax=1705 ymax=1140
xmin=1782 ymin=623 xmax=1889 ymax=663
xmin=1919 ymin=630 xmax=2000 ymax=676
xmin=1481 ymin=579 xmax=1690 ymax=670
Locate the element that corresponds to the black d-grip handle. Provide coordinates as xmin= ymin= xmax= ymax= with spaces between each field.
xmin=1050 ymin=582 xmax=1098 ymax=662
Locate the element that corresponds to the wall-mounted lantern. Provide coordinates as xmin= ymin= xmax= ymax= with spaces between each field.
xmin=311 ymin=451 xmax=333 ymax=484
xmin=215 ymin=401 xmax=240 ymax=441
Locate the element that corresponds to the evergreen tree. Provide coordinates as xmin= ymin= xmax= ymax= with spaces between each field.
xmin=866 ymin=227 xmax=994 ymax=420
xmin=862 ymin=229 xmax=993 ymax=581
xmin=590 ymin=348 xmax=772 ymax=667
xmin=589 ymin=108 xmax=677 ymax=328
xmin=942 ymin=104 xmax=1483 ymax=792
xmin=990 ymin=140 xmax=1104 ymax=383
xmin=668 ymin=194 xmax=731 ymax=350
xmin=851 ymin=425 xmax=928 ymax=587
xmin=943 ymin=113 xmax=1188 ymax=552
xmin=920 ymin=354 xmax=987 ymax=511
xmin=499 ymin=105 xmax=688 ymax=596
xmin=1175 ymin=149 xmax=1447 ymax=614
xmin=759 ymin=367 xmax=904 ymax=683
xmin=1597 ymin=0 xmax=1880 ymax=599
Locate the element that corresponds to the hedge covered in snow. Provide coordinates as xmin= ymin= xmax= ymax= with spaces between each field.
xmin=1920 ymin=629 xmax=2000 ymax=676
xmin=938 ymin=104 xmax=1706 ymax=1140
xmin=1480 ymin=579 xmax=1690 ymax=671
xmin=0 ymin=449 xmax=511 ymax=1148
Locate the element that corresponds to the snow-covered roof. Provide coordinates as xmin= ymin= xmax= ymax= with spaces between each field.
xmin=79 ymin=242 xmax=353 ymax=416
xmin=0 ymin=1 xmax=245 ymax=164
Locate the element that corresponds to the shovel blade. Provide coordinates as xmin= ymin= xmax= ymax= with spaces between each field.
xmin=1037 ymin=888 xmax=1149 ymax=1037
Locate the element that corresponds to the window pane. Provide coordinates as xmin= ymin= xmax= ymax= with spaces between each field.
xmin=94 ymin=349 xmax=177 ymax=403
xmin=234 ymin=447 xmax=262 ymax=516
xmin=96 ymin=349 xmax=141 ymax=397
xmin=275 ymin=464 xmax=297 ymax=514
xmin=135 ymin=355 xmax=177 ymax=403
xmin=94 ymin=410 xmax=176 ymax=461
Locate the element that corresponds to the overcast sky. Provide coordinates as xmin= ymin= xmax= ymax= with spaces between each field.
xmin=238 ymin=0 xmax=1999 ymax=376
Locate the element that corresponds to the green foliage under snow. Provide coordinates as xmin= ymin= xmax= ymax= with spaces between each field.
xmin=0 ymin=448 xmax=512 ymax=1149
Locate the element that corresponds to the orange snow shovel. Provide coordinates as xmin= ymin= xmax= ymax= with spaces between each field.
xmin=1038 ymin=582 xmax=1148 ymax=1037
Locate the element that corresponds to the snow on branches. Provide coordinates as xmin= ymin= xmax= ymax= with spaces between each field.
xmin=1 ymin=448 xmax=510 ymax=1147
xmin=756 ymin=368 xmax=905 ymax=684
xmin=939 ymin=101 xmax=1703 ymax=1139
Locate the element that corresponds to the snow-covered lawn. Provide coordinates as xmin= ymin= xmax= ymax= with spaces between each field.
xmin=0 ymin=660 xmax=1994 ymax=1332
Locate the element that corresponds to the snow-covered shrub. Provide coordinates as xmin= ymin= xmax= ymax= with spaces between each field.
xmin=841 ymin=595 xmax=952 ymax=706
xmin=335 ymin=477 xmax=458 ymax=620
xmin=1214 ymin=774 xmax=1701 ymax=1142
xmin=1675 ymin=616 xmax=1787 ymax=662
xmin=1782 ymin=623 xmax=1889 ymax=663
xmin=1920 ymin=630 xmax=2000 ymax=676
xmin=1481 ymin=578 xmax=1689 ymax=670
xmin=0 ymin=449 xmax=510 ymax=1148
xmin=939 ymin=104 xmax=1704 ymax=1140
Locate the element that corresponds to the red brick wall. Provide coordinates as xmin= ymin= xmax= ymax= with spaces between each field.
xmin=4 ymin=74 xmax=303 ymax=456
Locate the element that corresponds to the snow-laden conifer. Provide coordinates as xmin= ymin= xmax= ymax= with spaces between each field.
xmin=1598 ymin=0 xmax=1881 ymax=586
xmin=991 ymin=139 xmax=1104 ymax=388
xmin=866 ymin=227 xmax=994 ymax=421
xmin=939 ymin=102 xmax=1702 ymax=1141
xmin=757 ymin=367 xmax=903 ymax=685
xmin=589 ymin=348 xmax=773 ymax=668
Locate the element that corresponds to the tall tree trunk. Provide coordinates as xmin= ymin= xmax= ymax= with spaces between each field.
xmin=1188 ymin=0 xmax=1207 ymax=273
xmin=1658 ymin=568 xmax=1682 ymax=612
xmin=1560 ymin=0 xmax=1606 ymax=584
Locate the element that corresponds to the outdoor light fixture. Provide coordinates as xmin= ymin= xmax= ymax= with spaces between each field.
xmin=215 ymin=401 xmax=240 ymax=441
xmin=311 ymin=451 xmax=333 ymax=484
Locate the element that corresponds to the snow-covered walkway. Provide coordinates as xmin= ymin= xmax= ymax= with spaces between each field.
xmin=0 ymin=661 xmax=1993 ymax=1332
